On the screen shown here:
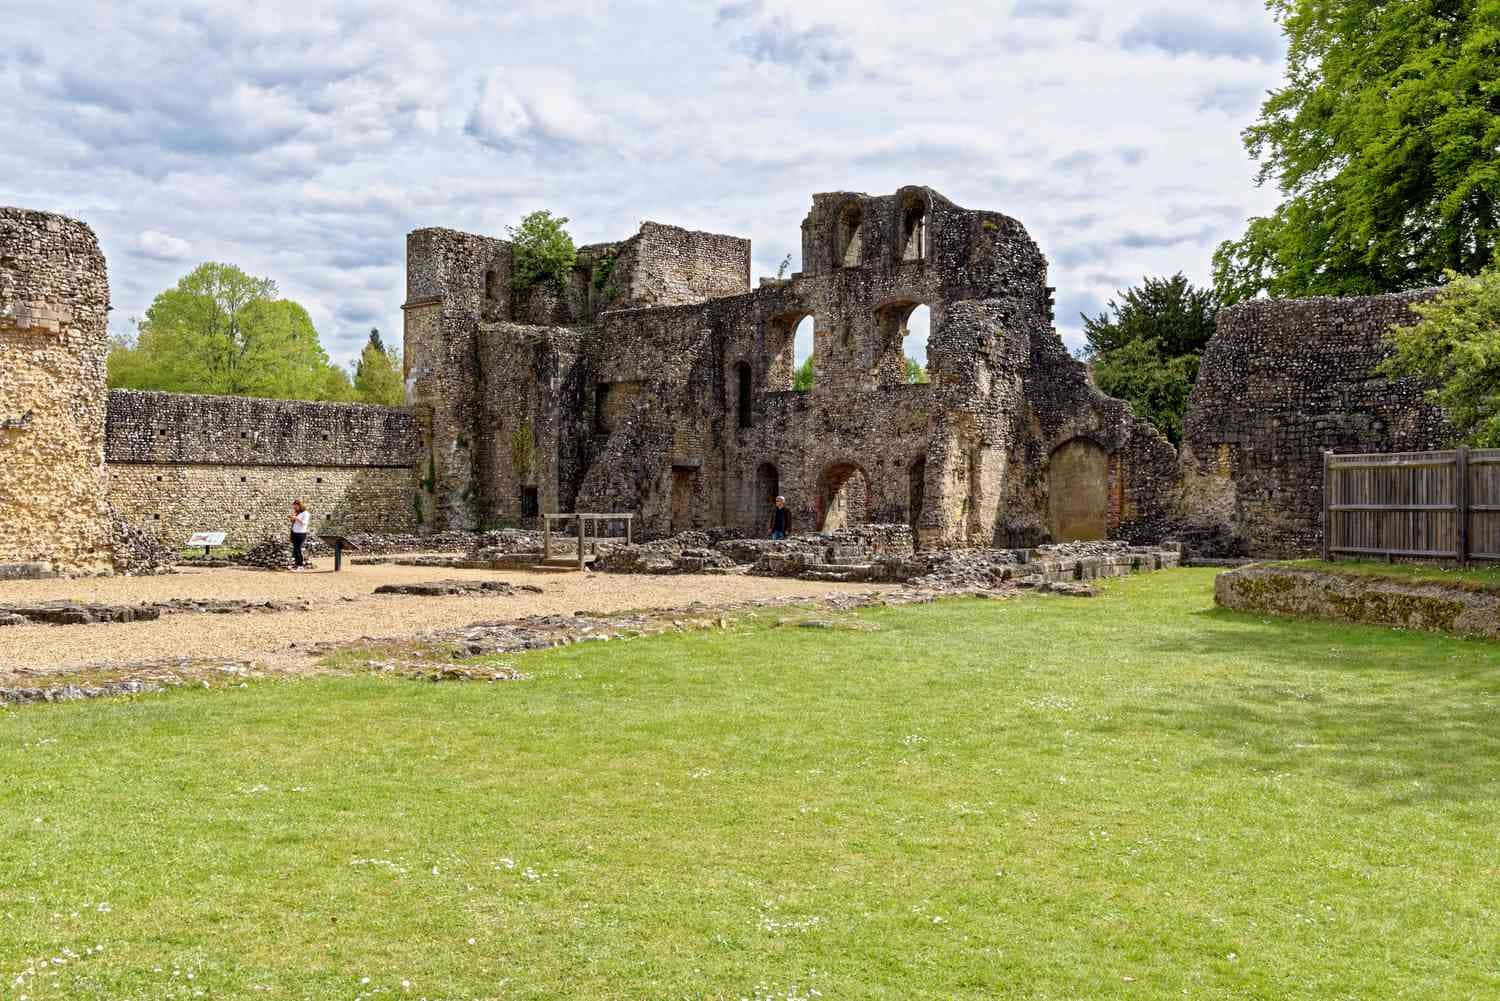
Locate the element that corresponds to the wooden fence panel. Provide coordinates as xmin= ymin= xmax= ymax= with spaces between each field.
xmin=1470 ymin=450 xmax=1500 ymax=562
xmin=1325 ymin=450 xmax=1460 ymax=562
xmin=1324 ymin=448 xmax=1500 ymax=564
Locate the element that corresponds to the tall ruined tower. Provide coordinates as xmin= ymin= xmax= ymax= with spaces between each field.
xmin=0 ymin=208 xmax=112 ymax=575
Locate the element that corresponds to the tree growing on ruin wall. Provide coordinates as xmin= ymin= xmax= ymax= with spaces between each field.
xmin=1214 ymin=0 xmax=1500 ymax=304
xmin=507 ymin=211 xmax=576 ymax=292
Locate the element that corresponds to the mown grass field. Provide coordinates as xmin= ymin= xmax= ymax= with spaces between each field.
xmin=4 ymin=569 xmax=1500 ymax=999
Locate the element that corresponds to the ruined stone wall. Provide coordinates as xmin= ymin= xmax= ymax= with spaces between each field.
xmin=409 ymin=186 xmax=1181 ymax=546
xmin=621 ymin=223 xmax=750 ymax=307
xmin=104 ymin=390 xmax=420 ymax=546
xmin=0 ymin=208 xmax=112 ymax=575
xmin=1180 ymin=291 xmax=1453 ymax=556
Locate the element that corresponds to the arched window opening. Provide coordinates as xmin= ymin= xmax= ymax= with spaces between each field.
xmin=908 ymin=455 xmax=926 ymax=541
xmin=818 ymin=463 xmax=869 ymax=532
xmin=835 ymin=202 xmax=863 ymax=268
xmin=735 ymin=361 xmax=753 ymax=428
xmin=793 ymin=315 xmax=816 ymax=390
xmin=1048 ymin=438 xmax=1110 ymax=542
xmin=900 ymin=200 xmax=928 ymax=261
xmin=904 ymin=305 xmax=931 ymax=384
xmin=874 ymin=301 xmax=935 ymax=388
xmin=484 ymin=269 xmax=501 ymax=300
xmin=766 ymin=312 xmax=815 ymax=391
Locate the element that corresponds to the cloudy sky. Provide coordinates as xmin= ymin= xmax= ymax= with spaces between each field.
xmin=3 ymin=0 xmax=1286 ymax=369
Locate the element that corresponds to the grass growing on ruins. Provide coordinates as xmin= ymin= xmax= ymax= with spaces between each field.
xmin=1270 ymin=557 xmax=1500 ymax=590
xmin=5 ymin=569 xmax=1500 ymax=999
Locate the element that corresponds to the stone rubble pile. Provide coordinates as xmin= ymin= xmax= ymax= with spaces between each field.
xmin=109 ymin=513 xmax=179 ymax=576
xmin=0 ymin=596 xmax=311 ymax=626
xmin=588 ymin=524 xmax=1179 ymax=592
xmin=592 ymin=532 xmax=738 ymax=574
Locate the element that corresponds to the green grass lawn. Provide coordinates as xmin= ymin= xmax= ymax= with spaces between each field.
xmin=3 ymin=569 xmax=1500 ymax=1000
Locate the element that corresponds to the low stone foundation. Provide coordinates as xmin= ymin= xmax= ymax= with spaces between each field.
xmin=1215 ymin=566 xmax=1500 ymax=640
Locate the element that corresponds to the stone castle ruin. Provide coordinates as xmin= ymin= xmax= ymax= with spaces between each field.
xmin=403 ymin=186 xmax=1178 ymax=547
xmin=0 ymin=190 xmax=1463 ymax=576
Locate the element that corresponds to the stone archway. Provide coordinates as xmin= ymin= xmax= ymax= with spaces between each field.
xmin=1047 ymin=438 xmax=1110 ymax=542
xmin=818 ymin=462 xmax=869 ymax=532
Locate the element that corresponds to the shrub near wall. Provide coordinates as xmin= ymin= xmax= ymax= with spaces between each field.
xmin=104 ymin=390 xmax=421 ymax=546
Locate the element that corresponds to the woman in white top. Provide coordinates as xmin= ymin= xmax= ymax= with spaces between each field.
xmin=288 ymin=500 xmax=311 ymax=571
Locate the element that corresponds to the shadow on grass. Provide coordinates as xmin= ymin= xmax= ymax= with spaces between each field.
xmin=1128 ymin=605 xmax=1500 ymax=807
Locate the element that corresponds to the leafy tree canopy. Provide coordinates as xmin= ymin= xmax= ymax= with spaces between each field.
xmin=1213 ymin=0 xmax=1500 ymax=304
xmin=107 ymin=263 xmax=350 ymax=401
xmin=353 ymin=327 xmax=405 ymax=406
xmin=508 ymin=210 xmax=577 ymax=293
xmin=1381 ymin=264 xmax=1500 ymax=447
xmin=1083 ymin=273 xmax=1218 ymax=444
xmin=904 ymin=357 xmax=929 ymax=384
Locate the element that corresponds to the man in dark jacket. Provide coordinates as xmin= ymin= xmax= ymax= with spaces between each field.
xmin=770 ymin=495 xmax=790 ymax=539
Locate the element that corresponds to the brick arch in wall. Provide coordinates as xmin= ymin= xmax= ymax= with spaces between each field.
xmin=834 ymin=200 xmax=863 ymax=269
xmin=895 ymin=191 xmax=931 ymax=263
xmin=872 ymin=298 xmax=940 ymax=389
xmin=732 ymin=359 xmax=753 ymax=428
xmin=817 ymin=461 xmax=870 ymax=532
xmin=1047 ymin=435 xmax=1111 ymax=542
xmin=765 ymin=310 xmax=814 ymax=391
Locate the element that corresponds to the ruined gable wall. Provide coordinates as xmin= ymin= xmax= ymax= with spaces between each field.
xmin=1180 ymin=290 xmax=1452 ymax=556
xmin=622 ymin=223 xmax=750 ymax=307
xmin=572 ymin=303 xmax=725 ymax=533
xmin=0 ymin=208 xmax=111 ymax=575
xmin=475 ymin=323 xmax=587 ymax=525
xmin=104 ymin=390 xmax=420 ymax=545
xmin=404 ymin=226 xmax=509 ymax=530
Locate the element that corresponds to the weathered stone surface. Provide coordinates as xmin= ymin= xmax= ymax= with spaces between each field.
xmin=1215 ymin=565 xmax=1500 ymax=639
xmin=405 ymin=187 xmax=1178 ymax=547
xmin=373 ymin=579 xmax=543 ymax=596
xmin=1181 ymin=292 xmax=1454 ymax=557
xmin=106 ymin=390 xmax=421 ymax=546
xmin=0 ymin=208 xmax=112 ymax=574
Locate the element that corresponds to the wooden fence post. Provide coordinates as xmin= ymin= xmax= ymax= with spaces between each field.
xmin=577 ymin=514 xmax=586 ymax=571
xmin=1457 ymin=446 xmax=1470 ymax=565
xmin=1322 ymin=450 xmax=1333 ymax=563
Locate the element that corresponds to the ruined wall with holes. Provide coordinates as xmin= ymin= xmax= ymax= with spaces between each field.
xmin=0 ymin=208 xmax=113 ymax=575
xmin=104 ymin=390 xmax=420 ymax=545
xmin=406 ymin=186 xmax=1180 ymax=546
xmin=1179 ymin=291 xmax=1454 ymax=557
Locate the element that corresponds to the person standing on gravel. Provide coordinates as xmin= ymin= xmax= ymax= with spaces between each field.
xmin=288 ymin=500 xmax=311 ymax=571
xmin=770 ymin=495 xmax=791 ymax=540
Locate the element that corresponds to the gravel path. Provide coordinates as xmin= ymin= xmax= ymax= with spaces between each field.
xmin=0 ymin=561 xmax=895 ymax=676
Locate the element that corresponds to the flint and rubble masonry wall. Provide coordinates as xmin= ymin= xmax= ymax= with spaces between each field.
xmin=0 ymin=208 xmax=112 ymax=574
xmin=1180 ymin=291 xmax=1454 ymax=557
xmin=105 ymin=390 xmax=421 ymax=546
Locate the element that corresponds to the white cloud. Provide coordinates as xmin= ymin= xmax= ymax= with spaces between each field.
xmin=1 ymin=0 xmax=1287 ymax=365
xmin=135 ymin=230 xmax=192 ymax=261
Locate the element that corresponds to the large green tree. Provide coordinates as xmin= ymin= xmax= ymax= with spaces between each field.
xmin=1214 ymin=0 xmax=1500 ymax=304
xmin=353 ymin=327 xmax=405 ymax=406
xmin=1381 ymin=263 xmax=1500 ymax=446
xmin=108 ymin=263 xmax=350 ymax=401
xmin=1083 ymin=273 xmax=1219 ymax=444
